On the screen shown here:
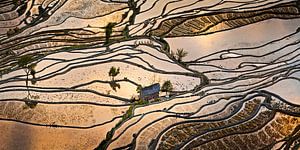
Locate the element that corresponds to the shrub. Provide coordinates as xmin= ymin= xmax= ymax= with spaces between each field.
xmin=161 ymin=80 xmax=173 ymax=95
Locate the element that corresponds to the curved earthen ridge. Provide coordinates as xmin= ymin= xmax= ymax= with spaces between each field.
xmin=0 ymin=0 xmax=299 ymax=150
xmin=149 ymin=1 xmax=300 ymax=37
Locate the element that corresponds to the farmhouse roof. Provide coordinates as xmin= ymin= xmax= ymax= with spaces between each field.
xmin=140 ymin=83 xmax=160 ymax=96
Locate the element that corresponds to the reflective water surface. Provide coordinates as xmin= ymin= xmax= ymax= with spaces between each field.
xmin=0 ymin=0 xmax=299 ymax=149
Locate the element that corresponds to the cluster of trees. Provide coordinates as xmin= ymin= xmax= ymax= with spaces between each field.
xmin=109 ymin=66 xmax=173 ymax=95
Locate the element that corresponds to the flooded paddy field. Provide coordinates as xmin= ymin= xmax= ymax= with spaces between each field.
xmin=0 ymin=0 xmax=300 ymax=149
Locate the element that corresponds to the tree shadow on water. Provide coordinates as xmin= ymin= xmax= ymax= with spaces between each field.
xmin=109 ymin=81 xmax=121 ymax=92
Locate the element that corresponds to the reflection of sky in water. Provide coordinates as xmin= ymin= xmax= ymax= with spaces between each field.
xmin=0 ymin=0 xmax=300 ymax=149
xmin=167 ymin=19 xmax=300 ymax=60
xmin=167 ymin=18 xmax=300 ymax=104
xmin=265 ymin=77 xmax=300 ymax=104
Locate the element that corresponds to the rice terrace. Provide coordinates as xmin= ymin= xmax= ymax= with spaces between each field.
xmin=0 ymin=0 xmax=300 ymax=149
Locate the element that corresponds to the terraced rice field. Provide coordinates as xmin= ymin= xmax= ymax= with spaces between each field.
xmin=0 ymin=0 xmax=299 ymax=149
